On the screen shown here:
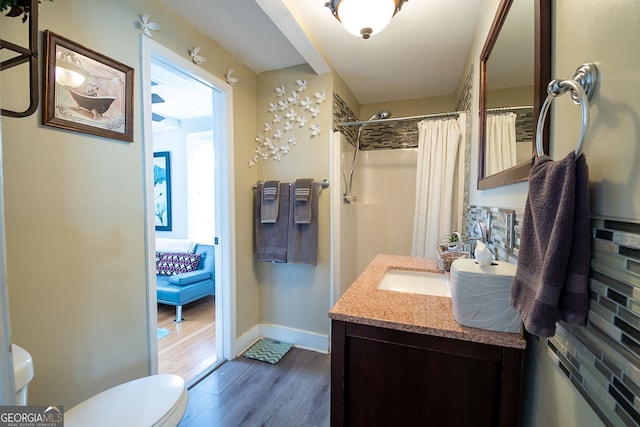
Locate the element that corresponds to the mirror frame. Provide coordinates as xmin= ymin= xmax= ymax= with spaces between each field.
xmin=477 ymin=0 xmax=551 ymax=190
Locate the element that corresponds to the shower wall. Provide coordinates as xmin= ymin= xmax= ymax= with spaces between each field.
xmin=338 ymin=136 xmax=418 ymax=292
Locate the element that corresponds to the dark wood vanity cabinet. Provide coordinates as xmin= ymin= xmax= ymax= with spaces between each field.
xmin=330 ymin=320 xmax=524 ymax=427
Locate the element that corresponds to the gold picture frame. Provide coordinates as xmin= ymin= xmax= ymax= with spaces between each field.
xmin=42 ymin=30 xmax=134 ymax=142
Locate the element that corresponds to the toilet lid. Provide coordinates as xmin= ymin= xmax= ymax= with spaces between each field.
xmin=65 ymin=374 xmax=188 ymax=427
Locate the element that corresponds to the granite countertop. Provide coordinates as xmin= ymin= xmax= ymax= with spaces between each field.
xmin=329 ymin=254 xmax=526 ymax=349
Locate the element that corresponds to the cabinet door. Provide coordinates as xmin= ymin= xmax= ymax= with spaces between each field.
xmin=346 ymin=336 xmax=500 ymax=426
xmin=331 ymin=321 xmax=523 ymax=427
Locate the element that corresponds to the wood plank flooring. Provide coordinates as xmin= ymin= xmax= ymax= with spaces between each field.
xmin=157 ymin=295 xmax=217 ymax=383
xmin=179 ymin=347 xmax=330 ymax=427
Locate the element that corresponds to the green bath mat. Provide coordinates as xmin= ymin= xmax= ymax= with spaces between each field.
xmin=243 ymin=338 xmax=293 ymax=364
xmin=157 ymin=327 xmax=170 ymax=340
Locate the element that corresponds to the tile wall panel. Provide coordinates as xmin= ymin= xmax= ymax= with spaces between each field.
xmin=464 ymin=209 xmax=640 ymax=426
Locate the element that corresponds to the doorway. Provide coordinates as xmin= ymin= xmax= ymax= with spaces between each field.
xmin=141 ymin=37 xmax=236 ymax=383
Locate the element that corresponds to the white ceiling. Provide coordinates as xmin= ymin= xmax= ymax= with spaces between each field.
xmin=160 ymin=0 xmax=483 ymax=105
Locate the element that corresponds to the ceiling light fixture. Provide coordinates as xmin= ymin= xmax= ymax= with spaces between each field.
xmin=325 ymin=0 xmax=407 ymax=39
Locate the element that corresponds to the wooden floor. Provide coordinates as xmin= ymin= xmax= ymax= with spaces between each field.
xmin=179 ymin=347 xmax=330 ymax=427
xmin=157 ymin=295 xmax=217 ymax=383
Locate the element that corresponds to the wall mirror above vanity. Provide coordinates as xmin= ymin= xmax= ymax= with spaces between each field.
xmin=477 ymin=0 xmax=551 ymax=190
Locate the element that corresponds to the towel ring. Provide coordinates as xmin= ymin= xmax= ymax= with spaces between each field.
xmin=535 ymin=63 xmax=599 ymax=158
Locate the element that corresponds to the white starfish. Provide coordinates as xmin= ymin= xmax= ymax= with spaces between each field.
xmin=288 ymin=91 xmax=299 ymax=104
xmin=296 ymin=79 xmax=308 ymax=92
xmin=225 ymin=69 xmax=239 ymax=86
xmin=190 ymin=47 xmax=206 ymax=65
xmin=315 ymin=90 xmax=326 ymax=104
xmin=139 ymin=15 xmax=161 ymax=38
xmin=310 ymin=123 xmax=322 ymax=136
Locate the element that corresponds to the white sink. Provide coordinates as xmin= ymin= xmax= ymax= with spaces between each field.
xmin=378 ymin=269 xmax=450 ymax=297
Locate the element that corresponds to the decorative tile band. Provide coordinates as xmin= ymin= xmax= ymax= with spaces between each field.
xmin=332 ymin=73 xmax=476 ymax=152
xmin=331 ymin=93 xmax=423 ymax=150
xmin=465 ymin=209 xmax=640 ymax=426
xmin=332 ymin=93 xmax=358 ymax=145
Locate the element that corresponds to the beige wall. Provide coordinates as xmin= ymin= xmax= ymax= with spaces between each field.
xmin=254 ymin=65 xmax=333 ymax=337
xmin=0 ymin=0 xmax=258 ymax=406
xmin=360 ymin=94 xmax=455 ymax=120
xmin=332 ymin=72 xmax=359 ymax=117
xmin=487 ymin=85 xmax=533 ymax=108
xmin=552 ymin=0 xmax=640 ymax=220
xmin=3 ymin=0 xmax=636 ymax=421
xmin=464 ymin=0 xmax=640 ymax=425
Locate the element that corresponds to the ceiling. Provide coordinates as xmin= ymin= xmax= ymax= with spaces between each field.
xmin=150 ymin=60 xmax=214 ymax=132
xmin=159 ymin=0 xmax=484 ymax=106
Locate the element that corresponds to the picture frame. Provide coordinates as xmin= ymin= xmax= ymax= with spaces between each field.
xmin=153 ymin=151 xmax=172 ymax=231
xmin=42 ymin=30 xmax=134 ymax=142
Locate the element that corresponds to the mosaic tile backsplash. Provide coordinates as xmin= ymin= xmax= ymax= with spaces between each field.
xmin=465 ymin=208 xmax=640 ymax=426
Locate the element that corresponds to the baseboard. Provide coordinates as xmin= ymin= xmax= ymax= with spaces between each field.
xmin=234 ymin=324 xmax=261 ymax=357
xmin=234 ymin=323 xmax=329 ymax=356
xmin=260 ymin=323 xmax=329 ymax=354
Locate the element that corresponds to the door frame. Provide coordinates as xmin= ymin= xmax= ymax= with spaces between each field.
xmin=0 ymin=85 xmax=16 ymax=404
xmin=140 ymin=37 xmax=236 ymax=373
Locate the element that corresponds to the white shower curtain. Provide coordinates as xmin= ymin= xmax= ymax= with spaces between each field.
xmin=485 ymin=112 xmax=517 ymax=176
xmin=411 ymin=115 xmax=465 ymax=259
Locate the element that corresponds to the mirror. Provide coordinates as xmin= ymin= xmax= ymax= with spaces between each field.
xmin=478 ymin=0 xmax=551 ymax=189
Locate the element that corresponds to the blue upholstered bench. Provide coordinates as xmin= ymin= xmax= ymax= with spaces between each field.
xmin=156 ymin=244 xmax=215 ymax=322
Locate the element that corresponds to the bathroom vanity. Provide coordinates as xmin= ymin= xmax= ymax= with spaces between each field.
xmin=329 ymin=254 xmax=525 ymax=427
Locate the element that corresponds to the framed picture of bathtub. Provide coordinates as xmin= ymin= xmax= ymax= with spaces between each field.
xmin=42 ymin=31 xmax=134 ymax=142
xmin=153 ymin=151 xmax=172 ymax=231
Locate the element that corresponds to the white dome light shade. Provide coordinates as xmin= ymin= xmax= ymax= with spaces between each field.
xmin=336 ymin=0 xmax=397 ymax=39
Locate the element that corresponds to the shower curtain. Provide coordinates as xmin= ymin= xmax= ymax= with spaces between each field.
xmin=411 ymin=115 xmax=465 ymax=259
xmin=485 ymin=112 xmax=517 ymax=176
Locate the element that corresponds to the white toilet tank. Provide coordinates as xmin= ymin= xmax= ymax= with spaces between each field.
xmin=449 ymin=259 xmax=522 ymax=333
xmin=11 ymin=344 xmax=34 ymax=405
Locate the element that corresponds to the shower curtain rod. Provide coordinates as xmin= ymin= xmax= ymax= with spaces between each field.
xmin=338 ymin=111 xmax=463 ymax=126
xmin=488 ymin=105 xmax=533 ymax=113
xmin=338 ymin=105 xmax=533 ymax=127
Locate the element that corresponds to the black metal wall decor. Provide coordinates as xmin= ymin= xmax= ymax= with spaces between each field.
xmin=1 ymin=0 xmax=39 ymax=118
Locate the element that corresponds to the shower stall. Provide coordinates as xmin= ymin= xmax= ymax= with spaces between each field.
xmin=330 ymin=109 xmax=467 ymax=302
xmin=331 ymin=112 xmax=419 ymax=300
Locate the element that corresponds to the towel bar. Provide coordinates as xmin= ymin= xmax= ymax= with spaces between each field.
xmin=535 ymin=63 xmax=599 ymax=159
xmin=252 ymin=179 xmax=330 ymax=190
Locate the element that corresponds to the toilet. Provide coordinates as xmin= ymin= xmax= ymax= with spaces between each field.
xmin=12 ymin=344 xmax=188 ymax=427
xmin=65 ymin=374 xmax=188 ymax=427
xmin=12 ymin=344 xmax=34 ymax=405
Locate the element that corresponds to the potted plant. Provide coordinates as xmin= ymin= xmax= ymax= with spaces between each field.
xmin=1 ymin=0 xmax=52 ymax=23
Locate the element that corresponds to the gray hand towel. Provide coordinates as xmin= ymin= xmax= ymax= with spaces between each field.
xmin=287 ymin=182 xmax=319 ymax=266
xmin=293 ymin=178 xmax=314 ymax=224
xmin=510 ymin=152 xmax=590 ymax=337
xmin=559 ymin=154 xmax=591 ymax=324
xmin=261 ymin=180 xmax=280 ymax=223
xmin=255 ymin=183 xmax=290 ymax=263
